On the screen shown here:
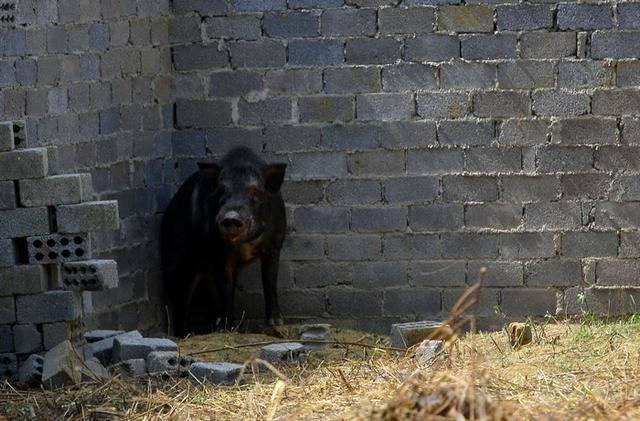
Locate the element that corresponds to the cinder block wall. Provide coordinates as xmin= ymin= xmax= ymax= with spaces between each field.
xmin=0 ymin=1 xmax=174 ymax=334
xmin=171 ymin=0 xmax=640 ymax=331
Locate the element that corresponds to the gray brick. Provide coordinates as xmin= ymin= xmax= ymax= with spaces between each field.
xmin=537 ymin=146 xmax=593 ymax=172
xmin=43 ymin=323 xmax=75 ymax=350
xmin=234 ymin=0 xmax=286 ymax=11
xmin=264 ymin=126 xmax=321 ymax=152
xmin=351 ymin=207 xmax=406 ymax=232
xmin=0 ymin=326 xmax=12 ymax=353
xmin=465 ymin=203 xmax=522 ymax=229
xmin=0 ymin=265 xmax=47 ymax=296
xmin=289 ymin=40 xmax=343 ymax=66
xmin=174 ymin=0 xmax=229 ymax=14
xmin=382 ymin=64 xmax=437 ymax=92
xmin=499 ymin=232 xmax=556 ymax=259
xmin=288 ymin=152 xmax=347 ymax=179
xmin=281 ymin=180 xmax=325 ymax=205
xmin=519 ymin=32 xmax=576 ymax=59
xmin=562 ymin=231 xmax=617 ymax=258
xmin=618 ymin=2 xmax=640 ymax=29
xmin=595 ymin=146 xmax=640 ymax=173
xmin=462 ymin=34 xmax=517 ymax=60
xmin=176 ymin=99 xmax=232 ymax=128
xmin=346 ymin=38 xmax=401 ymax=65
xmin=0 ymin=207 xmax=49 ymax=239
xmin=469 ymin=261 xmax=523 ymax=287
xmin=596 ymin=259 xmax=640 ymax=287
xmin=263 ymin=11 xmax=319 ymax=38
xmin=353 ymin=261 xmax=406 ymax=289
xmin=501 ymin=288 xmax=557 ymax=317
xmin=0 ymin=123 xmax=12 ymax=152
xmin=0 ymin=181 xmax=15 ymax=210
xmin=169 ymin=15 xmax=200 ymax=44
xmin=379 ymin=7 xmax=435 ymax=35
xmin=408 ymin=260 xmax=466 ymax=287
xmin=591 ymin=32 xmax=640 ymax=59
xmin=501 ymin=175 xmax=558 ymax=203
xmin=525 ymin=260 xmax=581 ymax=287
xmin=265 ymin=69 xmax=322 ymax=95
xmin=326 ymin=179 xmax=381 ymax=205
xmin=442 ymin=288 xmax=498 ymax=317
xmin=320 ymin=9 xmax=376 ymax=37
xmin=406 ymin=148 xmax=464 ymax=174
xmin=327 ymin=289 xmax=381 ymax=317
xmin=377 ymin=122 xmax=435 ymax=151
xmin=326 ymin=234 xmax=381 ymax=261
xmin=617 ymin=60 xmax=640 ymax=87
xmin=356 ymin=93 xmax=413 ymax=121
xmin=594 ymin=202 xmax=640 ymax=230
xmin=16 ymin=291 xmax=81 ymax=324
xmin=299 ymin=96 xmax=352 ymax=123
xmin=438 ymin=5 xmax=494 ymax=32
xmin=322 ymin=124 xmax=377 ymax=150
xmin=525 ymin=202 xmax=582 ymax=230
xmin=552 ymin=118 xmax=617 ymax=145
xmin=0 ymin=148 xmax=48 ymax=181
xmin=561 ymin=173 xmax=611 ymax=200
xmin=294 ymin=263 xmax=352 ymax=288
xmin=384 ymin=176 xmax=439 ymax=204
xmin=558 ymin=60 xmax=614 ymax=88
xmin=496 ymin=5 xmax=553 ymax=30
xmin=173 ymin=44 xmax=228 ymax=70
xmin=239 ymin=97 xmax=291 ymax=124
xmin=205 ymin=16 xmax=261 ymax=40
xmin=404 ymin=35 xmax=459 ymax=62
xmin=324 ymin=67 xmax=381 ymax=94
xmin=499 ymin=119 xmax=549 ymax=146
xmin=557 ymin=4 xmax=612 ymax=30
xmin=206 ymin=127 xmax=264 ymax=154
xmin=19 ymin=174 xmax=91 ymax=207
xmin=348 ymin=150 xmax=405 ymax=176
xmin=209 ymin=71 xmax=263 ymax=97
xmin=0 ymin=297 xmax=15 ymax=323
xmin=532 ymin=90 xmax=590 ymax=117
xmin=620 ymin=232 xmax=640 ymax=258
xmin=293 ymin=207 xmax=349 ymax=233
xmin=384 ymin=288 xmax=440 ymax=317
xmin=417 ymin=92 xmax=469 ymax=119
xmin=409 ymin=204 xmax=463 ymax=231
xmin=280 ymin=289 xmax=325 ymax=316
xmin=438 ymin=120 xmax=494 ymax=146
xmin=564 ymin=287 xmax=640 ymax=316
xmin=622 ymin=117 xmax=640 ymax=144
xmin=282 ymin=235 xmax=325 ymax=260
xmin=440 ymin=62 xmax=496 ymax=89
xmin=57 ymin=201 xmax=119 ymax=233
xmin=289 ymin=0 xmax=342 ymax=8
xmin=497 ymin=60 xmax=555 ymax=89
xmin=473 ymin=91 xmax=530 ymax=118
xmin=592 ymin=89 xmax=640 ymax=116
xmin=229 ymin=40 xmax=286 ymax=68
xmin=441 ymin=233 xmax=498 ymax=258
xmin=383 ymin=234 xmax=439 ymax=259
xmin=612 ymin=176 xmax=640 ymax=201
xmin=13 ymin=324 xmax=42 ymax=354
xmin=0 ymin=239 xmax=16 ymax=267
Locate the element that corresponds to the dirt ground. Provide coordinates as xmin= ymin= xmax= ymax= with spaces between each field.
xmin=3 ymin=317 xmax=640 ymax=420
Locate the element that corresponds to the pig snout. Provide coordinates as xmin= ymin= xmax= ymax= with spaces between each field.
xmin=217 ymin=210 xmax=252 ymax=241
xmin=220 ymin=211 xmax=245 ymax=231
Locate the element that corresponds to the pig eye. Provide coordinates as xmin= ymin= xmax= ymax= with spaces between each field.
xmin=248 ymin=188 xmax=263 ymax=204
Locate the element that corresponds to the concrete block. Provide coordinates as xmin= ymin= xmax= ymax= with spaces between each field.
xmin=57 ymin=201 xmax=120 ymax=233
xmin=562 ymin=231 xmax=617 ymax=258
xmin=384 ymin=176 xmax=438 ymax=204
xmin=408 ymin=260 xmax=465 ymax=287
xmin=28 ymin=233 xmax=91 ymax=264
xmin=389 ymin=321 xmax=445 ymax=349
xmin=82 ymin=357 xmax=110 ymax=381
xmin=0 ymin=353 xmax=18 ymax=381
xmin=351 ymin=207 xmax=406 ymax=232
xmin=260 ymin=342 xmax=305 ymax=363
xmin=0 ymin=207 xmax=49 ymax=239
xmin=288 ymin=152 xmax=347 ymax=180
xmin=16 ymin=291 xmax=81 ymax=324
xmin=552 ymin=117 xmax=617 ymax=145
xmin=299 ymin=324 xmax=331 ymax=350
xmin=43 ymin=321 xmax=84 ymax=350
xmin=378 ymin=121 xmax=437 ymax=149
xmin=356 ymin=93 xmax=413 ymax=121
xmin=558 ymin=60 xmax=614 ymax=88
xmin=382 ymin=64 xmax=437 ymax=92
xmin=322 ymin=124 xmax=377 ymax=151
xmin=265 ymin=69 xmax=322 ymax=95
xmin=417 ymin=92 xmax=469 ymax=119
xmin=498 ymin=60 xmax=555 ymax=89
xmin=0 ymin=325 xmax=12 ymax=352
xmin=326 ymin=234 xmax=381 ymax=261
xmin=404 ymin=34 xmax=459 ymax=62
xmin=19 ymin=353 xmax=44 ymax=386
xmin=190 ymin=362 xmax=244 ymax=385
xmin=532 ymin=90 xmax=589 ymax=117
xmin=591 ymin=32 xmax=640 ymax=59
xmin=407 ymin=148 xmax=464 ymax=174
xmin=176 ymin=99 xmax=233 ymax=128
xmin=592 ymin=89 xmax=640 ymax=116
xmin=384 ymin=288 xmax=440 ymax=317
xmin=414 ymin=340 xmax=443 ymax=364
xmin=525 ymin=260 xmax=582 ymax=287
xmin=112 ymin=337 xmax=177 ymax=362
xmin=462 ymin=34 xmax=517 ymax=60
xmin=83 ymin=330 xmax=142 ymax=365
xmin=298 ymin=96 xmax=352 ymax=123
xmin=13 ymin=324 xmax=42 ymax=354
xmin=473 ymin=91 xmax=530 ymax=118
xmin=441 ymin=233 xmax=498 ymax=259
xmin=497 ymin=4 xmax=553 ymax=30
xmin=294 ymin=207 xmax=349 ymax=233
xmin=0 ymin=296 xmax=14 ymax=323
xmin=19 ymin=174 xmax=92 ymax=207
xmin=383 ymin=234 xmax=438 ymax=260
xmin=0 ymin=238 xmax=16 ymax=267
xmin=443 ymin=175 xmax=498 ymax=202
xmin=320 ymin=9 xmax=376 ymax=37
xmin=229 ymin=40 xmax=285 ymax=68
xmin=536 ymin=146 xmax=593 ymax=172
xmin=0 ymin=122 xmax=13 ymax=151
xmin=326 ymin=179 xmax=379 ymax=205
xmin=42 ymin=340 xmax=83 ymax=389
xmin=172 ymin=44 xmax=228 ymax=71
xmin=379 ymin=7 xmax=434 ymax=35
xmin=0 ymin=180 xmax=15 ymax=210
xmin=441 ymin=62 xmax=496 ymax=89
xmin=519 ymin=32 xmax=576 ymax=59
xmin=438 ymin=5 xmax=493 ymax=32
xmin=288 ymin=39 xmax=343 ymax=66
xmin=465 ymin=203 xmax=522 ymax=229
xmin=0 ymin=265 xmax=47 ymax=296
xmin=263 ymin=11 xmax=319 ymax=38
xmin=209 ymin=71 xmax=263 ymax=97
xmin=466 ymin=147 xmax=522 ymax=173
xmin=525 ymin=202 xmax=582 ymax=230
xmin=146 ymin=351 xmax=195 ymax=375
xmin=324 ymin=67 xmax=381 ymax=94
xmin=348 ymin=150 xmax=405 ymax=176
xmin=0 ymin=147 xmax=47 ymax=180
xmin=109 ymin=358 xmax=147 ymax=378
xmin=501 ymin=288 xmax=558 ymax=317
xmin=409 ymin=204 xmax=463 ymax=231
xmin=62 ymin=259 xmax=118 ymax=291
xmin=557 ymin=3 xmax=612 ymax=30
xmin=618 ymin=2 xmax=640 ymax=29
xmin=593 ymin=202 xmax=640 ymax=230
xmin=234 ymin=0 xmax=286 ymax=11
xmin=84 ymin=329 xmax=125 ymax=343
xmin=346 ymin=38 xmax=401 ymax=65
xmin=562 ymin=173 xmax=610 ymax=200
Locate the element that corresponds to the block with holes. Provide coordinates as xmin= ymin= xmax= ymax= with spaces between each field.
xmin=27 ymin=233 xmax=91 ymax=264
xmin=61 ymin=260 xmax=118 ymax=291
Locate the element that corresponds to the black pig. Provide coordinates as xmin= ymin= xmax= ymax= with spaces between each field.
xmin=161 ymin=146 xmax=287 ymax=337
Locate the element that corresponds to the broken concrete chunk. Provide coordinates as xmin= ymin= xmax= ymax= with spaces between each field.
xmin=42 ymin=340 xmax=84 ymax=389
xmin=19 ymin=353 xmax=43 ymax=386
xmin=84 ymin=329 xmax=125 ymax=343
xmin=147 ymin=351 xmax=196 ymax=375
xmin=389 ymin=321 xmax=450 ymax=349
xmin=508 ymin=322 xmax=533 ymax=349
xmin=82 ymin=330 xmax=142 ymax=365
xmin=112 ymin=337 xmax=178 ymax=363
xmin=260 ymin=343 xmax=305 ymax=363
xmin=109 ymin=358 xmax=147 ymax=378
xmin=414 ymin=340 xmax=444 ymax=364
xmin=299 ymin=324 xmax=331 ymax=350
xmin=82 ymin=357 xmax=110 ymax=381
xmin=190 ymin=362 xmax=243 ymax=385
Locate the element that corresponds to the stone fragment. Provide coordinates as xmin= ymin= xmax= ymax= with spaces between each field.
xmin=82 ymin=357 xmax=110 ymax=381
xmin=508 ymin=322 xmax=532 ymax=349
xmin=413 ymin=340 xmax=444 ymax=364
xmin=42 ymin=340 xmax=84 ymax=389
xmin=109 ymin=358 xmax=147 ymax=378
xmin=82 ymin=330 xmax=143 ymax=365
xmin=19 ymin=353 xmax=44 ymax=386
xmin=389 ymin=321 xmax=451 ymax=349
xmin=112 ymin=337 xmax=178 ymax=362
xmin=189 ymin=362 xmax=244 ymax=385
xmin=260 ymin=343 xmax=305 ymax=362
xmin=299 ymin=324 xmax=331 ymax=350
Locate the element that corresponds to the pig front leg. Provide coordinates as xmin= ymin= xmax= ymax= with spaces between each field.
xmin=261 ymin=253 xmax=283 ymax=326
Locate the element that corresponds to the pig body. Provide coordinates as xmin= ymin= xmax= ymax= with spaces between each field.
xmin=161 ymin=147 xmax=287 ymax=337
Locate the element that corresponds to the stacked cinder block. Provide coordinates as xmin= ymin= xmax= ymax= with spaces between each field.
xmin=0 ymin=121 xmax=120 ymax=380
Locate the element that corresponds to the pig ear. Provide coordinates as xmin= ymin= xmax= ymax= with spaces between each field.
xmin=197 ymin=162 xmax=221 ymax=178
xmin=263 ymin=163 xmax=287 ymax=193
